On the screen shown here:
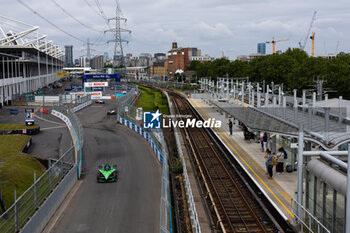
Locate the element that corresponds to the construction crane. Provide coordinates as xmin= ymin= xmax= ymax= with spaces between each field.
xmin=310 ymin=32 xmax=315 ymax=57
xmin=266 ymin=37 xmax=289 ymax=54
xmin=299 ymin=11 xmax=317 ymax=50
xmin=221 ymin=50 xmax=235 ymax=58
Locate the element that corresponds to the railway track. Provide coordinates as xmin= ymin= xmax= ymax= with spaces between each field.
xmin=168 ymin=91 xmax=283 ymax=233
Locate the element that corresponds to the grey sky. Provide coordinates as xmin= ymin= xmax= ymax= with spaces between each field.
xmin=1 ymin=0 xmax=349 ymax=59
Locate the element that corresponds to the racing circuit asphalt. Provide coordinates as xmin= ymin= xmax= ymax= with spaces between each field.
xmin=49 ymin=100 xmax=161 ymax=233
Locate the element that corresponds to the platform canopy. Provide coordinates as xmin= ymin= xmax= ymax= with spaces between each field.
xmin=212 ymin=100 xmax=350 ymax=150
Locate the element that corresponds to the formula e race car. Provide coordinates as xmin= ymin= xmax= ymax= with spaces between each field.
xmin=97 ymin=164 xmax=118 ymax=182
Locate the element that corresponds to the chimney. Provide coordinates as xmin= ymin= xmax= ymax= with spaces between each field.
xmin=172 ymin=42 xmax=178 ymax=49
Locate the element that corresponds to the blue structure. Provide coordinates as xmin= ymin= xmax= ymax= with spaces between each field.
xmin=257 ymin=43 xmax=266 ymax=55
xmin=82 ymin=74 xmax=120 ymax=87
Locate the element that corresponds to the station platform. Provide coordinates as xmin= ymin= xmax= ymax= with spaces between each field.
xmin=188 ymin=97 xmax=297 ymax=222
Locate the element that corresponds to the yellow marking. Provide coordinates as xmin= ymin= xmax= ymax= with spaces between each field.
xmin=189 ymin=98 xmax=294 ymax=218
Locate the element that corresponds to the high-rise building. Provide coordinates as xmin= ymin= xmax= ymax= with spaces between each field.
xmin=91 ymin=55 xmax=105 ymax=70
xmin=64 ymin=45 xmax=73 ymax=67
xmin=257 ymin=43 xmax=266 ymax=55
xmin=79 ymin=56 xmax=87 ymax=67
xmin=104 ymin=52 xmax=109 ymax=61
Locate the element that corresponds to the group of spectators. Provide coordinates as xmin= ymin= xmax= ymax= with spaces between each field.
xmin=227 ymin=119 xmax=288 ymax=180
xmin=264 ymin=146 xmax=287 ymax=179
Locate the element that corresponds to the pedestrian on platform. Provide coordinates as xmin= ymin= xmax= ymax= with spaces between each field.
xmin=228 ymin=119 xmax=233 ymax=135
xmin=276 ymin=148 xmax=284 ymax=173
xmin=264 ymin=149 xmax=271 ymax=174
xmin=262 ymin=132 xmax=268 ymax=152
xmin=265 ymin=149 xmax=273 ymax=179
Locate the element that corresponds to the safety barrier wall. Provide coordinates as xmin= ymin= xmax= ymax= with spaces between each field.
xmin=118 ymin=116 xmax=164 ymax=165
xmin=72 ymin=100 xmax=92 ymax=112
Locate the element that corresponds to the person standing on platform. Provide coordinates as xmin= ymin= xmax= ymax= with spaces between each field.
xmin=262 ymin=132 xmax=268 ymax=152
xmin=264 ymin=149 xmax=272 ymax=175
xmin=276 ymin=148 xmax=284 ymax=173
xmin=265 ymin=150 xmax=273 ymax=179
xmin=228 ymin=119 xmax=233 ymax=135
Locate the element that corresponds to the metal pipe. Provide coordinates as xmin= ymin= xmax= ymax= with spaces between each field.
xmin=302 ymin=90 xmax=306 ymax=111
xmin=297 ymin=124 xmax=304 ymax=221
xmin=324 ymin=107 xmax=330 ymax=144
xmin=304 ymin=151 xmax=348 ymax=156
xmin=278 ymin=86 xmax=281 ymax=105
xmin=339 ymin=96 xmax=343 ymax=123
xmin=346 ymin=143 xmax=350 ymax=233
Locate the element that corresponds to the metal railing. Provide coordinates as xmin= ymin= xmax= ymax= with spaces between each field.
xmin=0 ymin=91 xmax=89 ymax=232
xmin=291 ymin=197 xmax=330 ymax=233
xmin=0 ymin=146 xmax=75 ymax=233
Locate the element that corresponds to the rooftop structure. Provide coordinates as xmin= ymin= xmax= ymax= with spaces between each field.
xmin=0 ymin=15 xmax=64 ymax=107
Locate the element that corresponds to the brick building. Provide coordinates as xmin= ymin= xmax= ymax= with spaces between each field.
xmin=167 ymin=42 xmax=189 ymax=77
xmin=150 ymin=60 xmax=168 ymax=78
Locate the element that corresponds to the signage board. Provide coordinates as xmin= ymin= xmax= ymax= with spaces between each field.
xmin=25 ymin=119 xmax=34 ymax=126
xmin=92 ymin=87 xmax=103 ymax=91
xmin=136 ymin=108 xmax=143 ymax=120
xmin=88 ymin=91 xmax=102 ymax=96
xmin=84 ymin=82 xmax=108 ymax=87
xmin=25 ymin=108 xmax=34 ymax=113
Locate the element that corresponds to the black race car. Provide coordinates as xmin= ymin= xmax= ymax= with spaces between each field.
xmin=107 ymin=109 xmax=116 ymax=115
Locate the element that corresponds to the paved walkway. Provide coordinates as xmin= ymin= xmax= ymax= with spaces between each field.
xmin=189 ymin=97 xmax=298 ymax=221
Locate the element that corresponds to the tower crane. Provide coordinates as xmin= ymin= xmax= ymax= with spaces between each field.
xmin=299 ymin=11 xmax=316 ymax=50
xmin=266 ymin=37 xmax=289 ymax=54
xmin=221 ymin=50 xmax=235 ymax=58
xmin=310 ymin=32 xmax=315 ymax=57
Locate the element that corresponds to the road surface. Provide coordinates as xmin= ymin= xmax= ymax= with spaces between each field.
xmin=49 ymin=100 xmax=161 ymax=233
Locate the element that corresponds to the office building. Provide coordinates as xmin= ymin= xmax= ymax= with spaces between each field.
xmin=257 ymin=43 xmax=266 ymax=55
xmin=64 ymin=45 xmax=73 ymax=67
xmin=91 ymin=55 xmax=104 ymax=70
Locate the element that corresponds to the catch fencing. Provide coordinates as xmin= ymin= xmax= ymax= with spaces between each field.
xmin=0 ymin=146 xmax=75 ymax=233
xmin=0 ymin=93 xmax=89 ymax=233
xmin=116 ymin=87 xmax=172 ymax=233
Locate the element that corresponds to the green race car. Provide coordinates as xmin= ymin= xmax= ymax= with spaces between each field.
xmin=97 ymin=164 xmax=118 ymax=182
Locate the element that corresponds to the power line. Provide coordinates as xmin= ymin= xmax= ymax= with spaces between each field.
xmin=94 ymin=0 xmax=109 ymax=22
xmin=83 ymin=0 xmax=103 ymax=17
xmin=51 ymin=0 xmax=102 ymax=33
xmin=17 ymin=0 xmax=86 ymax=43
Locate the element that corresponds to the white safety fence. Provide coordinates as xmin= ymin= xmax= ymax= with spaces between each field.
xmin=291 ymin=197 xmax=330 ymax=233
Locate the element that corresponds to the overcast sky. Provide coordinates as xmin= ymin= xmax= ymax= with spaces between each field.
xmin=1 ymin=0 xmax=349 ymax=60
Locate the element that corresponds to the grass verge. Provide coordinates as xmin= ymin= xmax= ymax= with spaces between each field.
xmin=0 ymin=135 xmax=45 ymax=208
xmin=136 ymin=85 xmax=170 ymax=115
xmin=0 ymin=124 xmax=38 ymax=130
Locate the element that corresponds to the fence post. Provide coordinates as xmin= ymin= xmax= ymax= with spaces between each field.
xmin=34 ymin=172 xmax=37 ymax=209
xmin=49 ymin=159 xmax=52 ymax=191
xmin=14 ymin=190 xmax=19 ymax=232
